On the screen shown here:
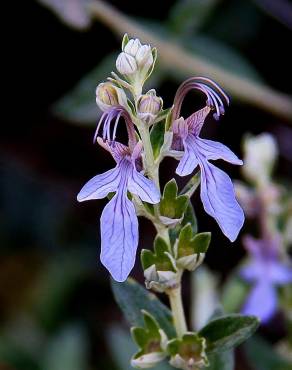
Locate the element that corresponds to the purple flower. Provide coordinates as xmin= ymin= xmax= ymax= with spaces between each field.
xmin=78 ymin=105 xmax=160 ymax=282
xmin=170 ymin=77 xmax=244 ymax=242
xmin=240 ymin=235 xmax=292 ymax=322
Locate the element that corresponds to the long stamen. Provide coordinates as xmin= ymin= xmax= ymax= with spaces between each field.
xmin=172 ymin=77 xmax=229 ymax=121
xmin=93 ymin=106 xmax=137 ymax=151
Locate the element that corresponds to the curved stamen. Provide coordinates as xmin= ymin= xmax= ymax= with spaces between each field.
xmin=172 ymin=77 xmax=229 ymax=121
xmin=93 ymin=106 xmax=137 ymax=150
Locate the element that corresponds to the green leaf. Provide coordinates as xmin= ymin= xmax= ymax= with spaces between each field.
xmin=150 ymin=121 xmax=165 ymax=159
xmin=244 ymin=336 xmax=292 ymax=370
xmin=180 ymin=173 xmax=200 ymax=198
xmin=199 ymin=314 xmax=259 ymax=353
xmin=53 ymin=53 xmax=116 ymax=125
xmin=111 ymin=278 xmax=176 ymax=338
xmin=42 ymin=325 xmax=88 ymax=370
xmin=168 ymin=0 xmax=219 ymax=35
xmin=141 ymin=236 xmax=175 ymax=272
xmin=160 ymin=179 xmax=188 ymax=220
xmin=178 ymin=224 xmax=211 ymax=257
xmin=206 ymin=350 xmax=234 ymax=370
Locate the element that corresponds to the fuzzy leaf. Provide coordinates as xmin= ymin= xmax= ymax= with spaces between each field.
xmin=111 ymin=278 xmax=175 ymax=338
xmin=199 ymin=314 xmax=259 ymax=354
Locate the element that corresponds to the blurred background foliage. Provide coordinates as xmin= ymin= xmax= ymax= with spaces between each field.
xmin=1 ymin=0 xmax=292 ymax=369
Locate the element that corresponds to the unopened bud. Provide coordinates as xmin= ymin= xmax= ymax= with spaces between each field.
xmin=138 ymin=90 xmax=163 ymax=124
xmin=116 ymin=52 xmax=137 ymax=75
xmin=124 ymin=38 xmax=142 ymax=56
xmin=95 ymin=82 xmax=127 ymax=112
xmin=144 ymin=264 xmax=179 ymax=293
xmin=136 ymin=44 xmax=153 ymax=69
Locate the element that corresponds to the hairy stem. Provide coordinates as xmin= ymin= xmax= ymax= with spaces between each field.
xmin=167 ymin=285 xmax=188 ymax=337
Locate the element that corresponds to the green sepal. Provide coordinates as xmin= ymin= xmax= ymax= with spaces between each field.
xmin=177 ymin=224 xmax=211 ymax=258
xmin=131 ymin=311 xmax=162 ymax=353
xmin=150 ymin=121 xmax=165 ymax=159
xmin=141 ymin=237 xmax=176 ymax=272
xmin=199 ymin=314 xmax=259 ymax=354
xmin=144 ymin=47 xmax=158 ymax=83
xmin=122 ymin=33 xmax=129 ymax=50
xmin=160 ymin=179 xmax=188 ymax=220
xmin=167 ymin=332 xmax=208 ymax=368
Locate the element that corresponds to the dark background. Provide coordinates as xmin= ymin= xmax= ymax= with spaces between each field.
xmin=1 ymin=0 xmax=292 ymax=369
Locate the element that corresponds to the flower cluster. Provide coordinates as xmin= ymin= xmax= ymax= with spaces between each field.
xmin=76 ymin=34 xmax=263 ymax=370
xmin=77 ymin=35 xmax=244 ymax=284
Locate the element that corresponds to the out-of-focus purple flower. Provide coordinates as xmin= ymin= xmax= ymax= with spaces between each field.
xmin=77 ymin=140 xmax=160 ymax=282
xmin=170 ymin=77 xmax=244 ymax=242
xmin=240 ymin=235 xmax=292 ymax=322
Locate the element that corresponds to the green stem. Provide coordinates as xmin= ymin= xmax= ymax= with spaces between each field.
xmin=167 ymin=285 xmax=188 ymax=337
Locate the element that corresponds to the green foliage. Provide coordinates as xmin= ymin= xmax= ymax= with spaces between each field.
xmin=199 ymin=314 xmax=259 ymax=354
xmin=111 ymin=278 xmax=176 ymax=338
xmin=206 ymin=351 xmax=234 ymax=370
xmin=141 ymin=236 xmax=175 ymax=272
xmin=168 ymin=0 xmax=219 ymax=35
xmin=160 ymin=179 xmax=188 ymax=220
xmin=177 ymin=224 xmax=211 ymax=258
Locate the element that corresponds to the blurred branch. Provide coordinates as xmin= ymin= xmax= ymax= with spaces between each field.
xmin=88 ymin=0 xmax=292 ymax=121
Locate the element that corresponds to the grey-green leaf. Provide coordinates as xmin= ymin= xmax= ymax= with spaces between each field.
xmin=206 ymin=350 xmax=234 ymax=370
xmin=199 ymin=314 xmax=259 ymax=353
xmin=111 ymin=278 xmax=176 ymax=338
xmin=167 ymin=0 xmax=219 ymax=35
xmin=53 ymin=53 xmax=116 ymax=125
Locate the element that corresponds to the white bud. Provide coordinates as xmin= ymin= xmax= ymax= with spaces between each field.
xmin=169 ymin=354 xmax=207 ymax=370
xmin=116 ymin=52 xmax=137 ymax=75
xmin=95 ymin=82 xmax=127 ymax=112
xmin=243 ymin=133 xmax=278 ymax=185
xmin=144 ymin=264 xmax=179 ymax=293
xmin=123 ymin=38 xmax=142 ymax=56
xmin=176 ymin=253 xmax=205 ymax=272
xmin=136 ymin=44 xmax=153 ymax=68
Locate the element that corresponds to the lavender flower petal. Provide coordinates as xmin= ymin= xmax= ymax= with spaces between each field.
xmin=200 ymin=162 xmax=244 ymax=241
xmin=240 ymin=261 xmax=262 ymax=282
xmin=268 ymin=262 xmax=292 ymax=284
xmin=77 ymin=167 xmax=121 ymax=201
xmin=128 ymin=168 xmax=160 ymax=204
xmin=242 ymin=280 xmax=277 ymax=322
xmin=100 ymin=190 xmax=138 ymax=282
xmin=175 ymin=137 xmax=199 ymax=176
xmin=196 ymin=138 xmax=243 ymax=165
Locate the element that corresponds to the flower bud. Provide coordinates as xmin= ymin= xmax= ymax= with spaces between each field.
xmin=95 ymin=82 xmax=127 ymax=112
xmin=138 ymin=90 xmax=163 ymax=124
xmin=136 ymin=44 xmax=153 ymax=69
xmin=116 ymin=52 xmax=137 ymax=75
xmin=242 ymin=133 xmax=278 ymax=186
xmin=144 ymin=264 xmax=180 ymax=293
xmin=123 ymin=38 xmax=142 ymax=56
